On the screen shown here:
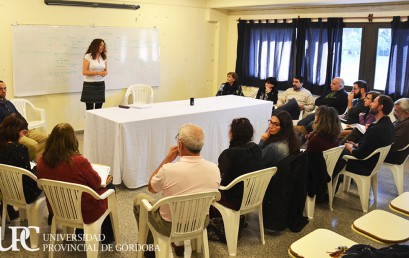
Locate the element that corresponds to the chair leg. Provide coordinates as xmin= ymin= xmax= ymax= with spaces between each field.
xmin=355 ymin=177 xmax=371 ymax=213
xmin=84 ymin=222 xmax=102 ymax=258
xmin=202 ymin=229 xmax=210 ymax=258
xmin=258 ymin=206 xmax=266 ymax=244
xmin=371 ymin=174 xmax=378 ymax=204
xmin=305 ymin=196 xmax=316 ymax=220
xmin=390 ymin=165 xmax=404 ymax=195
xmin=222 ymin=213 xmax=240 ymax=256
xmin=1 ymin=204 xmax=7 ymax=240
xmin=342 ymin=175 xmax=351 ymax=192
xmin=108 ymin=194 xmax=121 ymax=245
xmin=137 ymin=206 xmax=149 ymax=258
xmin=152 ymin=233 xmax=169 ymax=258
xmin=49 ymin=219 xmax=57 ymax=258
xmin=26 ymin=200 xmax=45 ymax=249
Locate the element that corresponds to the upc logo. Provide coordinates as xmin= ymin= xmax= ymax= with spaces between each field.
xmin=0 ymin=226 xmax=40 ymax=251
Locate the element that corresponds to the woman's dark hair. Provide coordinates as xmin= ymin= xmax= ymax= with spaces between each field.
xmin=267 ymin=110 xmax=300 ymax=154
xmin=313 ymin=106 xmax=341 ymax=140
xmin=229 ymin=118 xmax=254 ymax=148
xmin=266 ymin=77 xmax=277 ymax=86
xmin=227 ymin=72 xmax=239 ymax=87
xmin=42 ymin=123 xmax=80 ymax=168
xmin=85 ymin=38 xmax=107 ymax=60
xmin=0 ymin=113 xmax=28 ymax=146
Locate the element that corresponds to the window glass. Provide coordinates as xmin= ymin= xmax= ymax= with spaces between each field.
xmin=374 ymin=28 xmax=391 ymax=90
xmin=340 ymin=28 xmax=362 ymax=85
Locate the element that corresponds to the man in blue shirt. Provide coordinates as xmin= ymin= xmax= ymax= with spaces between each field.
xmin=0 ymin=80 xmax=47 ymax=161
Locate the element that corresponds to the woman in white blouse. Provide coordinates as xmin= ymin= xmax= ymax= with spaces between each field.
xmin=81 ymin=39 xmax=108 ymax=110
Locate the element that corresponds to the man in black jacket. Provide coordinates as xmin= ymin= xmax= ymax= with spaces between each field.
xmin=333 ymin=95 xmax=395 ymax=178
xmin=296 ymin=77 xmax=348 ymax=133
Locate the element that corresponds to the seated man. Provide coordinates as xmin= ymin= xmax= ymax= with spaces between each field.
xmin=275 ymin=75 xmax=314 ymax=120
xmin=339 ymin=80 xmax=368 ymax=124
xmin=333 ymin=95 xmax=395 ymax=179
xmin=133 ymin=123 xmax=221 ymax=258
xmin=0 ymin=80 xmax=47 ymax=161
xmin=296 ymin=77 xmax=348 ymax=134
xmin=384 ymin=98 xmax=409 ymax=164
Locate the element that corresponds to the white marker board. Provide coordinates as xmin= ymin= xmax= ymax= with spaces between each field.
xmin=12 ymin=25 xmax=160 ymax=96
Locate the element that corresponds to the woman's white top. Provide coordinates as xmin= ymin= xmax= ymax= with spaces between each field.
xmin=83 ymin=53 xmax=107 ymax=82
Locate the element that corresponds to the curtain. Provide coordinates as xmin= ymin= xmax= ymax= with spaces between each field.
xmin=296 ymin=18 xmax=344 ymax=95
xmin=385 ymin=16 xmax=409 ymax=99
xmin=236 ymin=20 xmax=296 ymax=88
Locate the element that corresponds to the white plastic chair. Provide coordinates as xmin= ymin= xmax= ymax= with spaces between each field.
xmin=305 ymin=145 xmax=344 ymax=219
xmin=123 ymin=84 xmax=154 ymax=105
xmin=0 ymin=164 xmax=46 ymax=249
xmin=293 ymin=110 xmax=305 ymax=125
xmin=382 ymin=144 xmax=409 ymax=195
xmin=333 ymin=145 xmax=392 ymax=212
xmin=212 ymin=167 xmax=278 ymax=256
xmin=9 ymin=98 xmax=47 ymax=133
xmin=37 ymin=179 xmax=120 ymax=258
xmin=137 ymin=191 xmax=221 ymax=258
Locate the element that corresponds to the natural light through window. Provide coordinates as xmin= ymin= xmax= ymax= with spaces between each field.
xmin=340 ymin=28 xmax=362 ymax=86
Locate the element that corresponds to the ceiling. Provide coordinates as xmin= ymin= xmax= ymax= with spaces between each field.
xmin=206 ymin=0 xmax=409 ymax=11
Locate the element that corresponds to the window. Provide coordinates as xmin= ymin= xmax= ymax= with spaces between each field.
xmin=340 ymin=23 xmax=391 ymax=91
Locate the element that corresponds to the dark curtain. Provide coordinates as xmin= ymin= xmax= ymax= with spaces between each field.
xmin=235 ymin=20 xmax=296 ymax=88
xmin=385 ymin=16 xmax=409 ymax=99
xmin=296 ymin=18 xmax=344 ymax=95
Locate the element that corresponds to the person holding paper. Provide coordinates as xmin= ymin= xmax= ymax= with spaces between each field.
xmin=0 ymin=113 xmax=43 ymax=219
xmin=81 ymin=39 xmax=108 ymax=110
xmin=340 ymin=91 xmax=380 ymax=144
xmin=37 ymin=123 xmax=114 ymax=243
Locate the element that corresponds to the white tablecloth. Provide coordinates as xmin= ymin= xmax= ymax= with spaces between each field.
xmin=83 ymin=95 xmax=273 ymax=188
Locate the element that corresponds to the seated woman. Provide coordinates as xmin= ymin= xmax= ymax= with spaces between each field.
xmin=305 ymin=106 xmax=341 ymax=203
xmin=208 ymin=118 xmax=262 ymax=242
xmin=259 ymin=110 xmax=300 ymax=167
xmin=215 ymin=72 xmax=244 ymax=96
xmin=37 ymin=123 xmax=114 ymax=243
xmin=256 ymin=77 xmax=278 ymax=104
xmin=0 ymin=113 xmax=43 ymax=219
xmin=217 ymin=118 xmax=263 ymax=211
xmin=340 ymin=91 xmax=380 ymax=144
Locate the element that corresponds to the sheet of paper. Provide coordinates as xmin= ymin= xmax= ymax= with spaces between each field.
xmin=129 ymin=104 xmax=152 ymax=109
xmin=355 ymin=124 xmax=366 ymax=134
xmin=91 ymin=163 xmax=111 ymax=187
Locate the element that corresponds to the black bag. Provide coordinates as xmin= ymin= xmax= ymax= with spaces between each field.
xmin=343 ymin=244 xmax=409 ymax=257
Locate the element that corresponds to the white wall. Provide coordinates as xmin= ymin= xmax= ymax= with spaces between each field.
xmin=0 ymin=0 xmax=228 ymax=131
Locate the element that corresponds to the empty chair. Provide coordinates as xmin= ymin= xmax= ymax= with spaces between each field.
xmin=9 ymin=98 xmax=47 ymax=133
xmin=305 ymin=145 xmax=344 ymax=219
xmin=37 ymin=179 xmax=120 ymax=258
xmin=382 ymin=144 xmax=409 ymax=195
xmin=123 ymin=84 xmax=153 ymax=105
xmin=212 ymin=167 xmax=277 ymax=256
xmin=389 ymin=192 xmax=409 ymax=217
xmin=137 ymin=191 xmax=220 ymax=258
xmin=333 ymin=145 xmax=392 ymax=212
xmin=0 ymin=164 xmax=46 ymax=249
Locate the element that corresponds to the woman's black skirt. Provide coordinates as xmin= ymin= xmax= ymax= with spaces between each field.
xmin=80 ymin=81 xmax=105 ymax=103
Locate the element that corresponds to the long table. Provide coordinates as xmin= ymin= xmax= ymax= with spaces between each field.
xmin=83 ymin=95 xmax=273 ymax=188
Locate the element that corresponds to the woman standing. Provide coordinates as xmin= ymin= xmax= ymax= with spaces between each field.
xmin=259 ymin=110 xmax=300 ymax=167
xmin=216 ymin=72 xmax=244 ymax=96
xmin=37 ymin=123 xmax=114 ymax=243
xmin=81 ymin=39 xmax=108 ymax=110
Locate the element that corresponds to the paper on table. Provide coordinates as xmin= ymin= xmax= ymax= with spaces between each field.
xmin=91 ymin=163 xmax=111 ymax=187
xmin=129 ymin=104 xmax=152 ymax=109
xmin=355 ymin=124 xmax=366 ymax=134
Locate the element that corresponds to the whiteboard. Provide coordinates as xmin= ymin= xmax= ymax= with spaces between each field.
xmin=12 ymin=25 xmax=160 ymax=96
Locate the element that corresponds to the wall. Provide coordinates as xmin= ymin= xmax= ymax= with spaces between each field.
xmin=0 ymin=0 xmax=228 ymax=131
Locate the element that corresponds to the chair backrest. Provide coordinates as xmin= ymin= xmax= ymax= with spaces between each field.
xmin=9 ymin=98 xmax=29 ymax=119
xmin=323 ymin=146 xmax=345 ymax=177
xmin=369 ymin=145 xmax=392 ymax=176
xmin=124 ymin=84 xmax=153 ymax=104
xmin=0 ymin=164 xmax=38 ymax=206
xmin=37 ymin=179 xmax=107 ymax=228
xmin=150 ymin=191 xmax=220 ymax=240
xmin=227 ymin=167 xmax=277 ymax=213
